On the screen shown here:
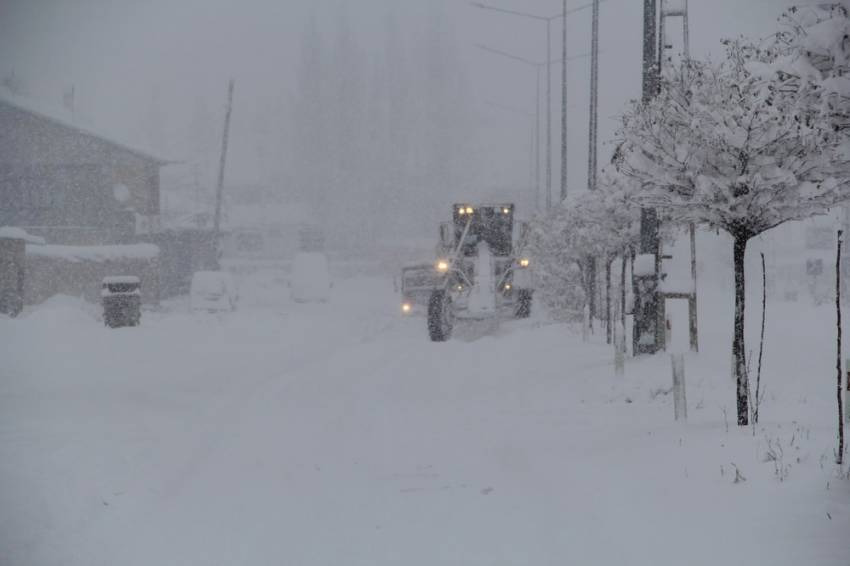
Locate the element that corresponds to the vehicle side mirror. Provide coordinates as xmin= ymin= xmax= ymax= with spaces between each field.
xmin=439 ymin=222 xmax=453 ymax=249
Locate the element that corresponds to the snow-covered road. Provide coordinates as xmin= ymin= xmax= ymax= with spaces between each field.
xmin=1 ymin=272 xmax=848 ymax=565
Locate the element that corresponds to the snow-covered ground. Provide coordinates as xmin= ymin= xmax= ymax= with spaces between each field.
xmin=1 ymin=268 xmax=849 ymax=565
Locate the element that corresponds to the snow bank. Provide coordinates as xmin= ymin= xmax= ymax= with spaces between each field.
xmin=22 ymin=294 xmax=99 ymax=327
xmin=0 ymin=227 xmax=45 ymax=245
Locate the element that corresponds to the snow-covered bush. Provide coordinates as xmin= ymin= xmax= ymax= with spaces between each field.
xmin=618 ymin=9 xmax=850 ymax=426
xmin=528 ymin=177 xmax=641 ymax=322
xmin=528 ymin=206 xmax=586 ymax=322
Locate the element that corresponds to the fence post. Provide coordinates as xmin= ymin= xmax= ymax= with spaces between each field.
xmin=688 ymin=293 xmax=699 ymax=352
xmin=582 ymin=304 xmax=590 ymax=342
xmin=671 ymin=353 xmax=687 ymax=422
xmin=613 ymin=299 xmax=625 ymax=375
xmin=615 ymin=332 xmax=625 ymax=376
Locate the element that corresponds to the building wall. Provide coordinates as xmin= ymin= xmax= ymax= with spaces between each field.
xmin=24 ymin=251 xmax=160 ymax=306
xmin=0 ymin=102 xmax=161 ymax=244
xmin=0 ymin=237 xmax=25 ymax=316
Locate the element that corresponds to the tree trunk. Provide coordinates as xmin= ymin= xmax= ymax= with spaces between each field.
xmin=733 ymin=235 xmax=750 ymax=426
xmin=606 ymin=258 xmax=613 ymax=344
xmin=621 ymin=249 xmax=628 ymax=352
xmin=836 ymin=230 xmax=844 ymax=466
xmin=587 ymin=256 xmax=596 ymax=331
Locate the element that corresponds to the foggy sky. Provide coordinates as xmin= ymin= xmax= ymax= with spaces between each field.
xmin=0 ymin=0 xmax=796 ymax=235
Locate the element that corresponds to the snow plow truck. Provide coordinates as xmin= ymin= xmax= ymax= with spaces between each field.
xmin=427 ymin=203 xmax=533 ymax=342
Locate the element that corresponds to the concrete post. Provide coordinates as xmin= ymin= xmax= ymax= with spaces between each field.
xmin=671 ymin=353 xmax=687 ymax=422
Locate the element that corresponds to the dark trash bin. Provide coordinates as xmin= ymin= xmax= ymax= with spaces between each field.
xmin=102 ymin=276 xmax=141 ymax=328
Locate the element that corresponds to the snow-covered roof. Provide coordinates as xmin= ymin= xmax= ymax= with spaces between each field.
xmin=0 ymin=89 xmax=171 ymax=165
xmin=0 ymin=226 xmax=46 ymax=244
xmin=26 ymin=243 xmax=159 ymax=263
xmin=102 ymin=275 xmax=140 ymax=284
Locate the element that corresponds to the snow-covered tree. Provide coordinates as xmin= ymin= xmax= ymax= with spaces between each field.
xmin=618 ymin=23 xmax=850 ymax=425
xmin=530 ymin=178 xmax=641 ymax=325
xmin=775 ymin=4 xmax=850 ymax=178
xmin=528 ymin=205 xmax=587 ymax=322
xmin=594 ymin=168 xmax=644 ymax=342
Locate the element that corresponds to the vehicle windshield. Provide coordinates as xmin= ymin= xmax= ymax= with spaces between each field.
xmin=453 ymin=207 xmax=513 ymax=256
xmin=403 ymin=269 xmax=435 ymax=289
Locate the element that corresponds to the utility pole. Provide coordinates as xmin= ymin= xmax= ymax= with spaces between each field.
xmin=547 ymin=18 xmax=553 ymax=208
xmin=535 ymin=66 xmax=541 ymax=210
xmin=633 ymin=0 xmax=662 ymax=355
xmin=584 ymin=0 xmax=601 ymax=328
xmin=560 ymin=0 xmax=568 ymax=202
xmin=641 ymin=0 xmax=658 ymax=103
xmin=475 ymin=44 xmax=591 ymax=212
xmin=472 ymin=1 xmax=596 ymax=209
xmin=587 ymin=0 xmax=599 ymax=193
xmin=212 ymin=79 xmax=235 ymax=250
xmin=658 ymin=0 xmax=697 ymax=351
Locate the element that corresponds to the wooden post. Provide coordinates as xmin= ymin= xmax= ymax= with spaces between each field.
xmin=845 ymin=360 xmax=849 ymax=425
xmin=615 ymin=328 xmax=625 ymax=376
xmin=671 ymin=353 xmax=687 ymax=422
xmin=582 ymin=304 xmax=590 ymax=342
xmin=621 ymin=249 xmax=627 ymax=350
xmin=689 ymin=222 xmax=699 ymax=352
xmin=614 ymin=298 xmax=625 ymax=375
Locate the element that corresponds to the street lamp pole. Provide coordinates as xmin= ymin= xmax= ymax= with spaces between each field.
xmin=535 ymin=65 xmax=541 ymax=210
xmin=560 ymin=0 xmax=568 ymax=202
xmin=475 ymin=44 xmax=591 ymax=211
xmin=546 ymin=18 xmax=553 ymax=208
xmin=587 ymin=0 xmax=600 ymax=193
xmin=471 ymin=1 xmax=598 ymax=209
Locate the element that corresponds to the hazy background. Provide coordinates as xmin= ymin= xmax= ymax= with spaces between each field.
xmin=0 ymin=0 xmax=796 ymax=249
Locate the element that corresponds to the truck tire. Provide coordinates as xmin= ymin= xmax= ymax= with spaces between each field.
xmin=515 ymin=289 xmax=532 ymax=319
xmin=428 ymin=290 xmax=453 ymax=342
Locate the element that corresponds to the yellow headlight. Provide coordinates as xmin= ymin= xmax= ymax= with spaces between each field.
xmin=436 ymin=260 xmax=449 ymax=272
xmin=504 ymin=283 xmax=512 ymax=290
xmin=465 ymin=207 xmax=474 ymax=214
xmin=402 ymin=303 xmax=412 ymax=313
xmin=519 ymin=258 xmax=530 ymax=268
xmin=502 ymin=207 xmax=510 ymax=214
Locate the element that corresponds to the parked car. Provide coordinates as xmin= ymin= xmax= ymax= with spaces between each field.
xmin=190 ymin=271 xmax=238 ymax=313
xmin=290 ymin=252 xmax=331 ymax=303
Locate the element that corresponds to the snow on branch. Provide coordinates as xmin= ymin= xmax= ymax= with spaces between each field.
xmin=617 ymin=13 xmax=850 ymax=240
